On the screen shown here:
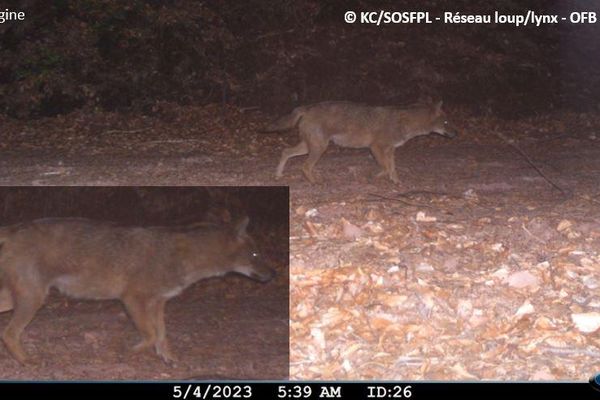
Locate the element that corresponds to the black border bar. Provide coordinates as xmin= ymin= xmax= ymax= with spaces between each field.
xmin=0 ymin=381 xmax=598 ymax=400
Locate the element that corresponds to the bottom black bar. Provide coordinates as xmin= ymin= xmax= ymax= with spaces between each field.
xmin=0 ymin=381 xmax=597 ymax=400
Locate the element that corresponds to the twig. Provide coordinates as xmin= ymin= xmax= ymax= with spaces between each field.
xmin=494 ymin=131 xmax=600 ymax=207
xmin=367 ymin=192 xmax=457 ymax=216
xmin=395 ymin=190 xmax=453 ymax=198
xmin=103 ymin=127 xmax=151 ymax=135
xmin=539 ymin=346 xmax=600 ymax=357
xmin=521 ymin=222 xmax=546 ymax=245
xmin=367 ymin=192 xmax=435 ymax=209
xmin=144 ymin=139 xmax=203 ymax=144
xmin=575 ymin=193 xmax=600 ymax=205
xmin=239 ymin=106 xmax=260 ymax=112
xmin=493 ymin=130 xmax=566 ymax=194
xmin=253 ymin=28 xmax=296 ymax=41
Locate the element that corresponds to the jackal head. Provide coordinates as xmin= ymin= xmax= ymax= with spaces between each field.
xmin=429 ymin=101 xmax=458 ymax=138
xmin=229 ymin=217 xmax=276 ymax=283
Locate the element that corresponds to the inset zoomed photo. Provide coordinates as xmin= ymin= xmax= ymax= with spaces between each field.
xmin=3 ymin=0 xmax=600 ymax=384
xmin=0 ymin=186 xmax=289 ymax=380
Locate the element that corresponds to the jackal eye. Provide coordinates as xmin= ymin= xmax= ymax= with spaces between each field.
xmin=251 ymin=252 xmax=259 ymax=258
xmin=444 ymin=120 xmax=448 ymax=125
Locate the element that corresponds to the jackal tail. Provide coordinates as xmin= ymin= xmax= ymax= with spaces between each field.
xmin=0 ymin=226 xmax=9 ymax=244
xmin=260 ymin=107 xmax=305 ymax=133
xmin=0 ymin=268 xmax=13 ymax=313
xmin=0 ymin=287 xmax=12 ymax=313
xmin=0 ymin=227 xmax=14 ymax=313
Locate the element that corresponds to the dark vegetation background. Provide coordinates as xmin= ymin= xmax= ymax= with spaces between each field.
xmin=1 ymin=0 xmax=598 ymax=119
xmin=0 ymin=186 xmax=289 ymax=230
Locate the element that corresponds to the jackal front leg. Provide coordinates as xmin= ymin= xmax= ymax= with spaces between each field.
xmin=384 ymin=147 xmax=399 ymax=183
xmin=153 ymin=298 xmax=177 ymax=363
xmin=2 ymin=283 xmax=46 ymax=365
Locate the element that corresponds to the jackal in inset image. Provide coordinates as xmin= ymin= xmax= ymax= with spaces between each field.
xmin=263 ymin=101 xmax=458 ymax=183
xmin=0 ymin=217 xmax=275 ymax=364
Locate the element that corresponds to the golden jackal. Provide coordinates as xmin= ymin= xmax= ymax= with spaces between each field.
xmin=264 ymin=101 xmax=457 ymax=183
xmin=0 ymin=217 xmax=275 ymax=364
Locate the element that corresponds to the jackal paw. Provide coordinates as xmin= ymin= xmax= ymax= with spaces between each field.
xmin=388 ymin=171 xmax=400 ymax=183
xmin=11 ymin=353 xmax=30 ymax=366
xmin=156 ymin=342 xmax=178 ymax=364
xmin=374 ymin=170 xmax=386 ymax=179
xmin=300 ymin=168 xmax=319 ymax=184
xmin=302 ymin=173 xmax=319 ymax=184
xmin=2 ymin=339 xmax=28 ymax=365
xmin=132 ymin=339 xmax=154 ymax=353
xmin=373 ymin=170 xmax=399 ymax=184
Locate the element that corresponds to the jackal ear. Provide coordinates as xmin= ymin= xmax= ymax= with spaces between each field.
xmin=205 ymin=207 xmax=232 ymax=224
xmin=234 ymin=216 xmax=250 ymax=239
xmin=434 ymin=100 xmax=443 ymax=115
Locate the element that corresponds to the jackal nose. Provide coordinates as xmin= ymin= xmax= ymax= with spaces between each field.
xmin=251 ymin=266 xmax=276 ymax=283
xmin=257 ymin=267 xmax=276 ymax=282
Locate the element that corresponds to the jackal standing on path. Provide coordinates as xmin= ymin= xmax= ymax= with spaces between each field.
xmin=0 ymin=217 xmax=275 ymax=364
xmin=263 ymin=101 xmax=457 ymax=183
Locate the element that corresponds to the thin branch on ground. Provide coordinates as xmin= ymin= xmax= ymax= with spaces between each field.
xmin=103 ymin=127 xmax=152 ymax=135
xmin=493 ymin=130 xmax=566 ymax=194
xmin=366 ymin=192 xmax=436 ymax=209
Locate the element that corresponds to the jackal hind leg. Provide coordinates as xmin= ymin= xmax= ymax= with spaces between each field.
xmin=370 ymin=144 xmax=389 ymax=180
xmin=122 ymin=294 xmax=158 ymax=355
xmin=275 ymin=141 xmax=308 ymax=178
xmin=2 ymin=283 xmax=46 ymax=364
xmin=302 ymin=139 xmax=328 ymax=184
xmin=152 ymin=298 xmax=176 ymax=363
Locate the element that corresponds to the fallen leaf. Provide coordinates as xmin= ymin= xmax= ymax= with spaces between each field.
xmin=515 ymin=301 xmax=535 ymax=318
xmin=571 ymin=312 xmax=600 ymax=333
xmin=416 ymin=211 xmax=437 ymax=222
xmin=506 ymin=270 xmax=540 ymax=289
xmin=557 ymin=219 xmax=572 ymax=231
xmin=342 ymin=218 xmax=364 ymax=239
